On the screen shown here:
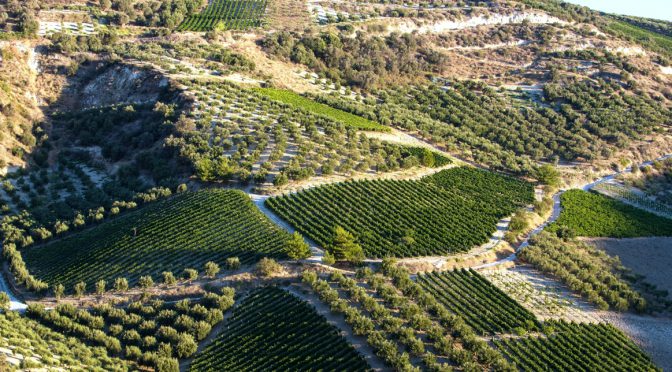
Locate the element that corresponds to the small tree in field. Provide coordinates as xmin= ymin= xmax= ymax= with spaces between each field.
xmin=114 ymin=277 xmax=129 ymax=292
xmin=256 ymin=258 xmax=282 ymax=277
xmin=183 ymin=268 xmax=199 ymax=282
xmin=74 ymin=281 xmax=86 ymax=298
xmin=138 ymin=275 xmax=154 ymax=289
xmin=96 ymin=280 xmax=106 ymax=296
xmin=0 ymin=293 xmax=10 ymax=311
xmin=54 ymin=283 xmax=65 ymax=300
xmin=162 ymin=271 xmax=177 ymax=286
xmin=285 ymin=232 xmax=311 ymax=260
xmin=204 ymin=261 xmax=220 ymax=278
xmin=225 ymin=257 xmax=240 ymax=270
xmin=330 ymin=226 xmax=365 ymax=264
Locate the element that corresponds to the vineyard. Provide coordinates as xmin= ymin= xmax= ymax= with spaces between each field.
xmin=549 ymin=190 xmax=672 ymax=238
xmin=178 ymin=0 xmax=268 ymax=31
xmin=173 ymin=80 xmax=446 ymax=185
xmin=28 ymin=289 xmax=236 ymax=370
xmin=23 ymin=189 xmax=291 ymax=290
xmin=266 ymin=167 xmax=533 ymax=258
xmin=302 ymin=261 xmax=512 ymax=370
xmin=417 ymin=269 xmax=539 ymax=335
xmin=190 ymin=287 xmax=370 ymax=371
xmin=593 ymin=182 xmax=672 ymax=219
xmin=495 ymin=320 xmax=659 ymax=371
xmin=254 ymin=88 xmax=388 ymax=131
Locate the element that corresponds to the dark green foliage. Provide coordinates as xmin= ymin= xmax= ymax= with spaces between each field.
xmin=178 ymin=0 xmax=267 ymax=31
xmin=0 ymin=311 xmax=129 ymax=371
xmin=417 ymin=269 xmax=539 ymax=335
xmin=495 ymin=320 xmax=659 ymax=371
xmin=190 ymin=287 xmax=370 ymax=371
xmin=23 ymin=189 xmax=291 ymax=290
xmin=549 ymin=190 xmax=672 ymax=238
xmin=28 ymin=290 xmax=235 ymax=368
xmin=520 ymin=232 xmax=649 ymax=312
xmin=267 ymin=167 xmax=533 ymax=258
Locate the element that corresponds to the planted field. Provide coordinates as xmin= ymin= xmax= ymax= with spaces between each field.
xmin=266 ymin=167 xmax=533 ymax=257
xmin=190 ymin=287 xmax=370 ymax=371
xmin=254 ymin=88 xmax=388 ymax=131
xmin=23 ymin=189 xmax=291 ymax=290
xmin=177 ymin=80 xmax=445 ymax=185
xmin=549 ymin=190 xmax=672 ymax=238
xmin=417 ymin=269 xmax=539 ymax=335
xmin=29 ymin=290 xmax=235 ymax=369
xmin=178 ymin=0 xmax=268 ymax=31
xmin=495 ymin=320 xmax=659 ymax=371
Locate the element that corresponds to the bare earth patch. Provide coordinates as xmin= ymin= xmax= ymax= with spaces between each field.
xmin=602 ymin=312 xmax=672 ymax=371
xmin=585 ymin=237 xmax=672 ymax=295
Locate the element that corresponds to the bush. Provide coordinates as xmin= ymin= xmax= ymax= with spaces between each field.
xmin=225 ymin=257 xmax=240 ymax=270
xmin=138 ymin=275 xmax=154 ymax=289
xmin=162 ymin=271 xmax=177 ymax=286
xmin=183 ymin=269 xmax=199 ymax=281
xmin=204 ymin=261 xmax=220 ymax=278
xmin=255 ymin=258 xmax=282 ymax=277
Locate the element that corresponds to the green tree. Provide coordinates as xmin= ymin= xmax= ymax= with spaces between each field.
xmin=175 ymin=333 xmax=197 ymax=358
xmin=330 ymin=226 xmax=365 ymax=264
xmin=114 ymin=277 xmax=129 ymax=292
xmin=204 ymin=261 xmax=220 ymax=278
xmin=0 ymin=292 xmax=9 ymax=311
xmin=285 ymin=232 xmax=311 ymax=259
xmin=138 ymin=275 xmax=154 ymax=288
xmin=162 ymin=271 xmax=177 ymax=286
xmin=96 ymin=280 xmax=106 ymax=296
xmin=54 ymin=283 xmax=65 ymax=300
xmin=225 ymin=257 xmax=241 ymax=270
xmin=535 ymin=164 xmax=561 ymax=188
xmin=74 ymin=281 xmax=86 ymax=298
xmin=421 ymin=148 xmax=436 ymax=167
xmin=184 ymin=268 xmax=199 ymax=281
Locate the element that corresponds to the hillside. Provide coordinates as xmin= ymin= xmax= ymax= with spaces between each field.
xmin=0 ymin=0 xmax=671 ymax=371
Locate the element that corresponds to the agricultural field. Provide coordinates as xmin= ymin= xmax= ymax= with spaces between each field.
xmin=190 ymin=287 xmax=369 ymax=371
xmin=593 ymin=182 xmax=672 ymax=219
xmin=519 ymin=232 xmax=661 ymax=312
xmin=549 ymin=190 xmax=672 ymax=238
xmin=303 ymin=264 xmax=511 ymax=370
xmin=417 ymin=269 xmax=539 ymax=335
xmin=23 ymin=189 xmax=291 ymax=291
xmin=178 ymin=0 xmax=268 ymax=31
xmin=495 ymin=320 xmax=659 ymax=371
xmin=254 ymin=88 xmax=388 ymax=131
xmin=172 ymin=80 xmax=447 ymax=186
xmin=0 ymin=311 xmax=129 ymax=370
xmin=267 ymin=167 xmax=533 ymax=258
xmin=28 ymin=289 xmax=236 ymax=370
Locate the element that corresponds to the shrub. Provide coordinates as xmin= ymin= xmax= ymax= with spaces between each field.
xmin=162 ymin=271 xmax=177 ymax=286
xmin=183 ymin=269 xmax=199 ymax=281
xmin=204 ymin=261 xmax=220 ymax=278
xmin=138 ymin=275 xmax=154 ymax=289
xmin=225 ymin=257 xmax=240 ymax=270
xmin=255 ymin=258 xmax=282 ymax=277
xmin=114 ymin=277 xmax=129 ymax=292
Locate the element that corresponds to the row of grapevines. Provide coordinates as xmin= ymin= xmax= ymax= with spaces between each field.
xmin=417 ymin=268 xmax=539 ymax=335
xmin=267 ymin=167 xmax=533 ymax=258
xmin=178 ymin=0 xmax=268 ymax=31
xmin=548 ymin=189 xmax=672 ymax=238
xmin=592 ymin=182 xmax=672 ymax=219
xmin=190 ymin=287 xmax=370 ymax=371
xmin=23 ymin=189 xmax=292 ymax=290
xmin=495 ymin=320 xmax=659 ymax=371
xmin=253 ymin=88 xmax=389 ymax=131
